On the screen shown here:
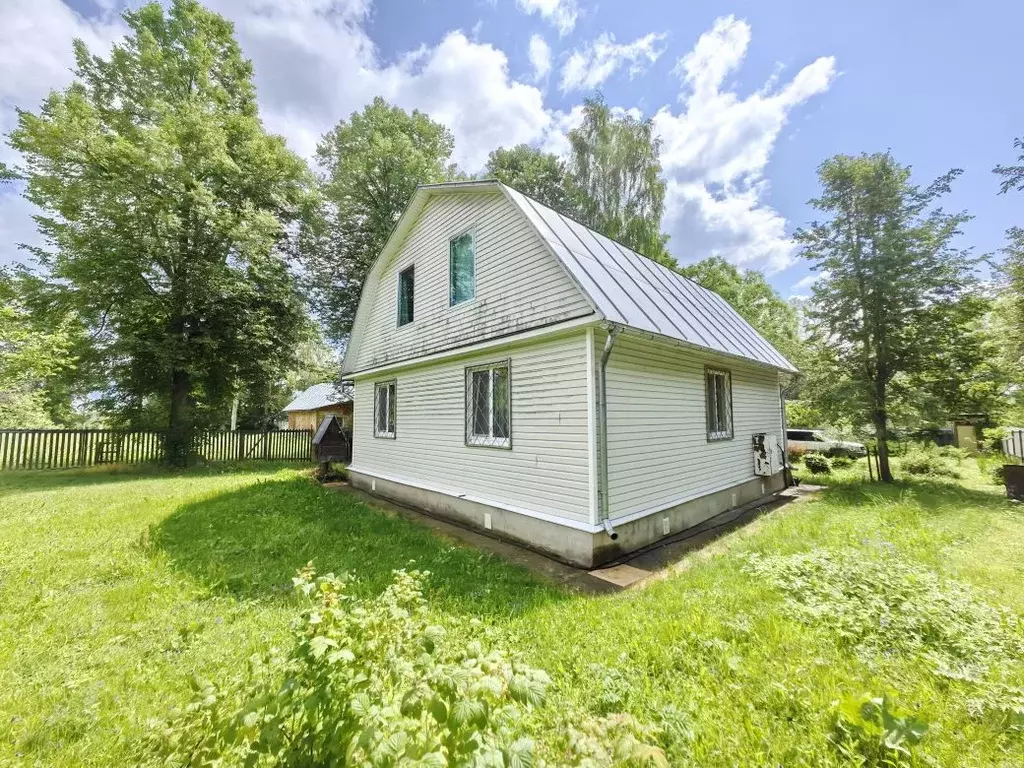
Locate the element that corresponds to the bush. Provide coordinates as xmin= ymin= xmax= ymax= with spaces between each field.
xmin=990 ymin=464 xmax=1007 ymax=486
xmin=900 ymin=453 xmax=962 ymax=479
xmin=787 ymin=445 xmax=807 ymax=464
xmin=149 ymin=567 xmax=668 ymax=767
xmin=936 ymin=445 xmax=968 ymax=462
xmin=831 ymin=455 xmax=853 ymax=470
xmin=803 ymin=453 xmax=832 ymax=475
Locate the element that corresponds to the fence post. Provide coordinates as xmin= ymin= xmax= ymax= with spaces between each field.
xmin=262 ymin=428 xmax=270 ymax=461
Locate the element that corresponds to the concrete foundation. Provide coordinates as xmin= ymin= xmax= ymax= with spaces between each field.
xmin=348 ymin=469 xmax=787 ymax=569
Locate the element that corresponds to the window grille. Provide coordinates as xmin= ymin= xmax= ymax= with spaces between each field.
xmin=705 ymin=368 xmax=733 ymax=441
xmin=465 ymin=361 xmax=510 ymax=448
xmin=374 ymin=380 xmax=396 ymax=438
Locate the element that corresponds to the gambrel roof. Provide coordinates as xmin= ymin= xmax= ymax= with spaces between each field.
xmin=343 ymin=180 xmax=797 ymax=375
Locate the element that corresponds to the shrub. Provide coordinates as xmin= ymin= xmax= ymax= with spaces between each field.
xmin=149 ymin=567 xmax=668 ymax=767
xmin=830 ymin=693 xmax=928 ymax=765
xmin=787 ymin=445 xmax=807 ymax=463
xmin=936 ymin=445 xmax=968 ymax=462
xmin=803 ymin=453 xmax=832 ymax=475
xmin=900 ymin=453 xmax=962 ymax=479
xmin=989 ymin=464 xmax=1007 ymax=486
xmin=831 ymin=455 xmax=853 ymax=470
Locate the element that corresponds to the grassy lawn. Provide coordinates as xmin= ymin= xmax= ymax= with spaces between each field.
xmin=1 ymin=457 xmax=1022 ymax=765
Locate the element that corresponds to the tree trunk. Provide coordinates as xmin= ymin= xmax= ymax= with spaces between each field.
xmin=872 ymin=410 xmax=894 ymax=482
xmin=167 ymin=368 xmax=192 ymax=466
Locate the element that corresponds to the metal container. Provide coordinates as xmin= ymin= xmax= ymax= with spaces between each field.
xmin=1005 ymin=464 xmax=1024 ymax=501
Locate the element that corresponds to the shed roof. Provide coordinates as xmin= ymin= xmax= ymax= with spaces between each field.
xmin=283 ymin=382 xmax=352 ymax=413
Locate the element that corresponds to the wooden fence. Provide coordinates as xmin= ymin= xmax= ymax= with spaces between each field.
xmin=0 ymin=428 xmax=314 ymax=471
xmin=1003 ymin=428 xmax=1024 ymax=463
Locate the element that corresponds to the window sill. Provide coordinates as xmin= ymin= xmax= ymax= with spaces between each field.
xmin=374 ymin=432 xmax=396 ymax=440
xmin=707 ymin=432 xmax=733 ymax=442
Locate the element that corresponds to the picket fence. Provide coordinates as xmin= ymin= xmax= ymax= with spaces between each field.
xmin=0 ymin=428 xmax=313 ymax=471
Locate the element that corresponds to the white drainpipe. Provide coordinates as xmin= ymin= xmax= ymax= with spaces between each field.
xmin=596 ymin=324 xmax=620 ymax=529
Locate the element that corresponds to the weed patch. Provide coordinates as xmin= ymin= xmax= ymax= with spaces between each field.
xmin=742 ymin=548 xmax=1024 ymax=676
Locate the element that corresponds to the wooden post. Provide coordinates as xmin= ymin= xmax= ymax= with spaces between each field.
xmin=867 ymin=447 xmax=875 ymax=482
xmin=262 ymin=428 xmax=270 ymax=461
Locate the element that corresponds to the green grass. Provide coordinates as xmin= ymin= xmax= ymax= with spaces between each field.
xmin=1 ymin=458 xmax=1022 ymax=765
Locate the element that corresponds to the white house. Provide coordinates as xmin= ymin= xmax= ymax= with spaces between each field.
xmin=341 ymin=180 xmax=796 ymax=568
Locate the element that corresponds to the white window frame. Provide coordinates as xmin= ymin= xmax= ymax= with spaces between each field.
xmin=465 ymin=360 xmax=511 ymax=449
xmin=705 ymin=367 xmax=733 ymax=442
xmin=373 ymin=380 xmax=397 ymax=439
xmin=448 ymin=229 xmax=476 ymax=307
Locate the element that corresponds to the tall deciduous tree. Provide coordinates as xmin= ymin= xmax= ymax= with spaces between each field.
xmin=484 ymin=144 xmax=582 ymax=217
xmin=567 ymin=96 xmax=673 ymax=266
xmin=6 ymin=0 xmax=311 ymax=462
xmin=302 ymin=98 xmax=456 ymax=343
xmin=796 ymin=153 xmax=977 ymax=481
xmin=678 ymin=256 xmax=801 ymax=366
xmin=994 ymin=137 xmax=1024 ymax=423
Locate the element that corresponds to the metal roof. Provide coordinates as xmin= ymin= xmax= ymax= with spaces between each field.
xmin=501 ymin=184 xmax=797 ymax=372
xmin=283 ymin=382 xmax=352 ymax=412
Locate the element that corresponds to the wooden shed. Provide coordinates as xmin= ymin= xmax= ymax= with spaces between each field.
xmin=283 ymin=382 xmax=353 ymax=431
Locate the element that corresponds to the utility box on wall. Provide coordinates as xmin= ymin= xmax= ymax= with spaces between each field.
xmin=752 ymin=432 xmax=782 ymax=476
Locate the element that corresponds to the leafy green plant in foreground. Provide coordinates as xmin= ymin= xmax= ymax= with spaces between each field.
xmin=149 ymin=567 xmax=667 ymax=767
xmin=803 ymin=453 xmax=832 ymax=474
xmin=830 ymin=693 xmax=929 ymax=765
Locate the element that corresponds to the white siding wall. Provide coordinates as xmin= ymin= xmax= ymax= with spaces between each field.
xmin=354 ymin=190 xmax=593 ymax=372
xmin=351 ymin=333 xmax=591 ymax=524
xmin=600 ymin=332 xmax=784 ymax=519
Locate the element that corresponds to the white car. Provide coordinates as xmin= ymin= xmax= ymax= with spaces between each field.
xmin=786 ymin=429 xmax=866 ymax=458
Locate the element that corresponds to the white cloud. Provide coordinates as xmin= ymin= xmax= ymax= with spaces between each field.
xmin=515 ymin=0 xmax=578 ymax=36
xmin=652 ymin=15 xmax=836 ymax=272
xmin=528 ymin=34 xmax=552 ymax=81
xmin=560 ymin=32 xmax=667 ymax=92
xmin=788 ymin=270 xmax=829 ymax=299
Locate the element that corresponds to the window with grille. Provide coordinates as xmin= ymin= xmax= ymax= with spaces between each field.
xmin=397 ymin=266 xmax=414 ymax=326
xmin=449 ymin=232 xmax=475 ymax=306
xmin=705 ymin=368 xmax=733 ymax=441
xmin=374 ymin=380 xmax=396 ymax=439
xmin=465 ymin=362 xmax=510 ymax=448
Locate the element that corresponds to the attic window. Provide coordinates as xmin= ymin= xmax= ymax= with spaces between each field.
xmin=397 ymin=266 xmax=414 ymax=326
xmin=449 ymin=232 xmax=475 ymax=306
xmin=705 ymin=368 xmax=733 ymax=441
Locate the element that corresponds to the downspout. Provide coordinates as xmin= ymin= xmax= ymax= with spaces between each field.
xmin=597 ymin=324 xmax=620 ymax=538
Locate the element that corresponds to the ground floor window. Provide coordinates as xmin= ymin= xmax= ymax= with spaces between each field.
xmin=705 ymin=367 xmax=733 ymax=441
xmin=374 ymin=380 xmax=396 ymax=438
xmin=466 ymin=361 xmax=510 ymax=448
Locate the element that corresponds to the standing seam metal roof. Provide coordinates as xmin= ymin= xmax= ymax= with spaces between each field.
xmin=500 ymin=184 xmax=797 ymax=372
xmin=283 ymin=382 xmax=353 ymax=413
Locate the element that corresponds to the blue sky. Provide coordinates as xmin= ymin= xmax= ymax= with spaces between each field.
xmin=1 ymin=0 xmax=1021 ymax=298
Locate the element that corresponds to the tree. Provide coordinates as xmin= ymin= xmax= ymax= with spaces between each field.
xmin=6 ymin=0 xmax=311 ymax=462
xmin=994 ymin=138 xmax=1024 ymax=424
xmin=678 ymin=256 xmax=801 ymax=366
xmin=567 ymin=96 xmax=674 ymax=266
xmin=302 ymin=98 xmax=456 ymax=343
xmin=795 ymin=153 xmax=978 ymax=481
xmin=484 ymin=144 xmax=582 ymax=217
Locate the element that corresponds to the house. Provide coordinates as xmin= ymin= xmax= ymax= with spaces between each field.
xmin=283 ymin=382 xmax=353 ymax=431
xmin=340 ymin=181 xmax=797 ymax=568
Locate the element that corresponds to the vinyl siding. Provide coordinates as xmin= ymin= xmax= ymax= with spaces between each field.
xmin=353 ymin=190 xmax=593 ymax=371
xmin=600 ymin=332 xmax=784 ymax=519
xmin=351 ymin=332 xmax=591 ymax=524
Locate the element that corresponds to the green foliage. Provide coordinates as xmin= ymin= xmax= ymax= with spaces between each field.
xmin=744 ymin=549 xmax=1024 ymax=675
xmin=796 ymin=152 xmax=980 ymax=481
xmin=151 ymin=566 xmax=668 ymax=767
xmin=567 ymin=96 xmax=673 ymax=266
xmin=6 ymin=0 xmax=311 ymax=456
xmin=302 ymin=97 xmax=456 ymax=342
xmin=678 ymin=257 xmax=801 ymax=365
xmin=150 ymin=567 xmax=555 ymax=766
xmin=899 ymin=445 xmax=964 ymax=479
xmin=485 ymin=144 xmax=583 ymax=219
xmin=803 ymin=453 xmax=832 ymax=474
xmin=989 ymin=464 xmax=1007 ymax=486
xmin=830 ymin=693 xmax=928 ymax=764
xmin=831 ymin=455 xmax=853 ymax=469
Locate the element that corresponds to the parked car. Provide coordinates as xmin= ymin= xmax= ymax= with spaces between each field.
xmin=786 ymin=429 xmax=867 ymax=458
